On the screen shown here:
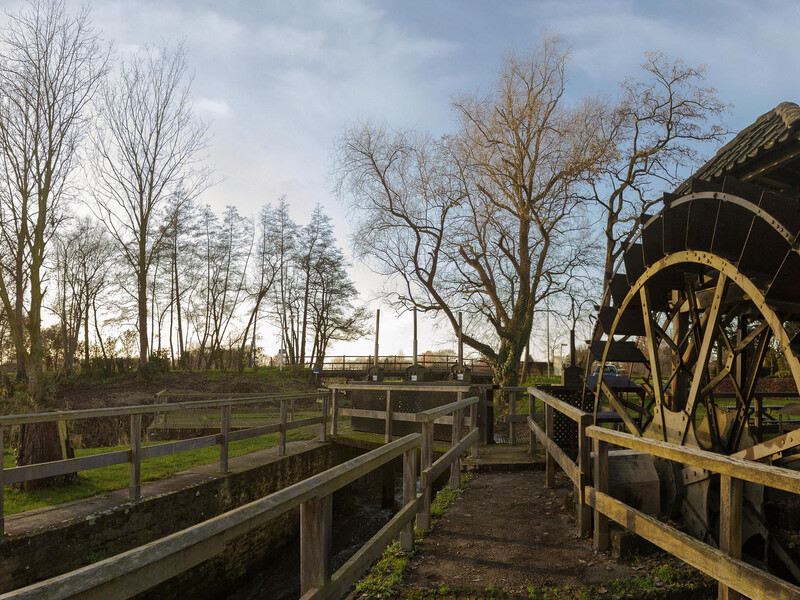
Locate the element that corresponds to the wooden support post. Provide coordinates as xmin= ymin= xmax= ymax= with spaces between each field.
xmin=129 ymin=414 xmax=142 ymax=500
xmin=279 ymin=399 xmax=287 ymax=456
xmin=509 ymin=391 xmax=517 ymax=446
xmin=57 ymin=420 xmax=69 ymax=460
xmin=470 ymin=400 xmax=478 ymax=459
xmin=385 ymin=390 xmax=393 ymax=443
xmin=300 ymin=494 xmax=332 ymax=594
xmin=529 ymin=392 xmax=536 ymax=456
xmin=220 ymin=404 xmax=231 ymax=472
xmin=0 ymin=426 xmax=4 ymax=535
xmin=718 ymin=474 xmax=743 ymax=600
xmin=545 ymin=403 xmax=555 ymax=488
xmin=321 ymin=394 xmax=328 ymax=443
xmin=418 ymin=421 xmax=434 ymax=530
xmin=593 ymin=438 xmax=609 ymax=552
xmin=330 ymin=389 xmax=338 ymax=436
xmin=450 ymin=407 xmax=462 ymax=490
xmin=577 ymin=414 xmax=592 ymax=537
xmin=401 ymin=447 xmax=417 ymax=551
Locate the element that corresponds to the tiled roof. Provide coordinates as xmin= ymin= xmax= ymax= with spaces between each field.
xmin=675 ymin=102 xmax=800 ymax=196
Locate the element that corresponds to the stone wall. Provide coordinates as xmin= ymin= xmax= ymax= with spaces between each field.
xmin=0 ymin=442 xmax=359 ymax=598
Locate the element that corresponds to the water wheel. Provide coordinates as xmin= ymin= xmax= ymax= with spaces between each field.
xmin=589 ymin=177 xmax=800 ymax=579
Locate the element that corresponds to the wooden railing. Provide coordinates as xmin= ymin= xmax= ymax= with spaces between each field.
xmin=278 ymin=355 xmax=493 ymax=374
xmin=0 ymin=397 xmax=480 ymax=600
xmin=0 ymin=391 xmax=329 ymax=534
xmin=527 ymin=386 xmax=800 ymax=600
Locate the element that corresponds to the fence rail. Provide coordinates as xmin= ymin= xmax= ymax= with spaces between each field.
xmin=0 ymin=391 xmax=329 ymax=533
xmin=527 ymin=386 xmax=800 ymax=600
xmin=0 ymin=393 xmax=480 ymax=600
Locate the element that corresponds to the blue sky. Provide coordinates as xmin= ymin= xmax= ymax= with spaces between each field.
xmin=4 ymin=0 xmax=799 ymax=357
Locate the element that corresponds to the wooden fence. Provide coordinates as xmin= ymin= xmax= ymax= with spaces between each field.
xmin=0 ymin=396 xmax=480 ymax=600
xmin=0 ymin=391 xmax=329 ymax=534
xmin=527 ymin=386 xmax=800 ymax=600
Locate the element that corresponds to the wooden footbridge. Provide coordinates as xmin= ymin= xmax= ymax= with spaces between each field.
xmin=2 ymin=384 xmax=800 ymax=600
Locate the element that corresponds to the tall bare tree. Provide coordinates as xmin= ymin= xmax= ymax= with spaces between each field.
xmin=92 ymin=41 xmax=210 ymax=370
xmin=335 ymin=38 xmax=609 ymax=386
xmin=0 ymin=0 xmax=106 ymax=473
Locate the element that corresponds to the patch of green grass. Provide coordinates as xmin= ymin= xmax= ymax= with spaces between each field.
xmin=355 ymin=473 xmax=473 ymax=598
xmin=2 ymin=423 xmax=336 ymax=516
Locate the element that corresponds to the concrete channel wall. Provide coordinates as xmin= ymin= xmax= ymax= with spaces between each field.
xmin=0 ymin=441 xmax=361 ymax=599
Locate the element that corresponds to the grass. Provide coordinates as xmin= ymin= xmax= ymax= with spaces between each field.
xmin=354 ymin=473 xmax=473 ymax=599
xmin=1 ymin=421 xmax=341 ymax=516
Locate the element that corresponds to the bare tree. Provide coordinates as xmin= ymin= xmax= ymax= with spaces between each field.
xmin=592 ymin=51 xmax=729 ymax=284
xmin=0 ymin=0 xmax=106 ymax=474
xmin=335 ymin=38 xmax=609 ymax=386
xmin=92 ymin=41 xmax=210 ymax=370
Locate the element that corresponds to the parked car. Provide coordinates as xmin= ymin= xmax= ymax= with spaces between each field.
xmin=592 ymin=364 xmax=619 ymax=377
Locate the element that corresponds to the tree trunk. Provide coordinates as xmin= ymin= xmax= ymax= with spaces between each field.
xmin=138 ymin=267 xmax=148 ymax=370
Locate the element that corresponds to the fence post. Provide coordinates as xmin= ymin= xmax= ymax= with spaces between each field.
xmin=279 ymin=399 xmax=287 ymax=456
xmin=593 ymin=438 xmax=609 ymax=552
xmin=418 ymin=421 xmax=434 ymax=529
xmin=545 ymin=403 xmax=555 ymax=488
xmin=385 ymin=389 xmax=393 ymax=443
xmin=529 ymin=390 xmax=536 ymax=456
xmin=129 ymin=414 xmax=142 ymax=500
xmin=718 ymin=474 xmax=743 ymax=600
xmin=300 ymin=494 xmax=332 ymax=594
xmin=401 ymin=446 xmax=417 ymax=551
xmin=220 ymin=404 xmax=231 ymax=473
xmin=330 ymin=389 xmax=338 ymax=436
xmin=321 ymin=392 xmax=328 ymax=442
xmin=450 ymin=396 xmax=462 ymax=490
xmin=509 ymin=390 xmax=517 ymax=446
xmin=0 ymin=426 xmax=4 ymax=535
xmin=577 ymin=414 xmax=592 ymax=537
xmin=470 ymin=398 xmax=478 ymax=459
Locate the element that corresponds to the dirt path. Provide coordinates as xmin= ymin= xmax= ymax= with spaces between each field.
xmin=399 ymin=470 xmax=633 ymax=596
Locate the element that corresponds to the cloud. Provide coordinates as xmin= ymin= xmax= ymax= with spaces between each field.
xmin=195 ymin=97 xmax=233 ymax=120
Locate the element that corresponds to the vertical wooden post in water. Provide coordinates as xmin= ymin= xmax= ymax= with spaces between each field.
xmin=577 ymin=414 xmax=592 ymax=537
xmin=300 ymin=494 xmax=332 ymax=594
xmin=330 ymin=388 xmax=338 ymax=436
xmin=129 ymin=414 xmax=142 ymax=500
xmin=279 ymin=399 xmax=287 ymax=456
xmin=593 ymin=438 xmax=609 ymax=552
xmin=509 ymin=390 xmax=517 ymax=446
xmin=418 ymin=421 xmax=434 ymax=529
xmin=220 ymin=404 xmax=231 ymax=472
xmin=401 ymin=447 xmax=417 ymax=551
xmin=385 ymin=389 xmax=393 ymax=443
xmin=0 ymin=426 xmax=4 ymax=535
xmin=718 ymin=474 xmax=743 ymax=600
xmin=545 ymin=404 xmax=555 ymax=488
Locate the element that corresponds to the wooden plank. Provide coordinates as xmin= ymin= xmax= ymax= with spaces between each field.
xmin=130 ymin=415 xmax=142 ymax=500
xmin=321 ymin=394 xmax=328 ymax=443
xmin=286 ymin=416 xmax=325 ymax=431
xmin=418 ymin=422 xmax=434 ymax=530
xmin=545 ymin=404 xmax=555 ymax=487
xmin=139 ymin=435 xmax=219 ymax=460
xmin=586 ymin=426 xmax=800 ymax=495
xmin=422 ymin=428 xmax=480 ymax=485
xmin=719 ymin=475 xmax=743 ymax=600
xmin=385 ymin=390 xmax=393 ymax=443
xmin=300 ymin=494 xmax=332 ymax=594
xmin=228 ymin=423 xmax=281 ymax=442
xmin=416 ymin=396 xmax=480 ymax=423
xmin=0 ymin=434 xmax=423 ymax=600
xmin=528 ymin=387 xmax=588 ymax=422
xmin=330 ymin=390 xmax=338 ymax=436
xmin=326 ymin=384 xmax=471 ymax=393
xmin=4 ymin=450 xmax=131 ymax=485
xmin=0 ymin=391 xmax=325 ymax=426
xmin=528 ymin=416 xmax=580 ymax=486
xmin=586 ymin=488 xmax=800 ymax=600
xmin=401 ymin=448 xmax=417 ymax=551
xmin=506 ymin=414 xmax=529 ymax=423
xmin=279 ymin=400 xmax=287 ymax=456
xmin=577 ymin=413 xmax=592 ymax=537
xmin=470 ymin=398 xmax=478 ymax=459
xmin=219 ymin=405 xmax=231 ymax=474
xmin=302 ymin=496 xmax=421 ymax=600
xmin=730 ymin=429 xmax=800 ymax=461
xmin=450 ymin=405 xmax=462 ymax=489
xmin=593 ymin=440 xmax=609 ymax=551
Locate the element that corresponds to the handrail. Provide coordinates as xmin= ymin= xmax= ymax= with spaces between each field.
xmin=0 ymin=434 xmax=422 ymax=600
xmin=328 ymin=383 xmax=472 ymax=393
xmin=0 ymin=391 xmax=324 ymax=426
xmin=417 ymin=396 xmax=479 ymax=422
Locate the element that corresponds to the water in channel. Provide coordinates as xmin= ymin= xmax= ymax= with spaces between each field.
xmin=225 ymin=468 xmax=402 ymax=600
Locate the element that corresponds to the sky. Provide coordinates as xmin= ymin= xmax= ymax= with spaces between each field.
xmin=4 ymin=0 xmax=800 ymax=359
